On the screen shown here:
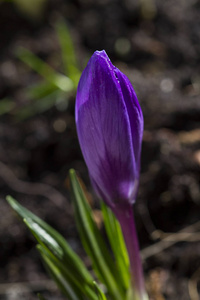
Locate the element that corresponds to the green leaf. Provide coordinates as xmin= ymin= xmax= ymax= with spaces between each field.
xmin=33 ymin=232 xmax=98 ymax=300
xmin=16 ymin=90 xmax=61 ymax=120
xmin=93 ymin=282 xmax=107 ymax=300
xmin=26 ymin=81 xmax=58 ymax=100
xmin=16 ymin=80 xmax=70 ymax=120
xmin=38 ymin=245 xmax=82 ymax=300
xmin=16 ymin=47 xmax=74 ymax=92
xmin=16 ymin=88 xmax=69 ymax=120
xmin=56 ymin=19 xmax=81 ymax=87
xmin=69 ymin=169 xmax=124 ymax=300
xmin=101 ymin=202 xmax=130 ymax=290
xmin=6 ymin=196 xmax=97 ymax=300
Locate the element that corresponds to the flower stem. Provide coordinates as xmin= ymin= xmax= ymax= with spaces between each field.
xmin=114 ymin=205 xmax=148 ymax=300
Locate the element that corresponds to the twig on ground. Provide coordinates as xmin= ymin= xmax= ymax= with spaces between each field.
xmin=138 ymin=201 xmax=158 ymax=239
xmin=188 ymin=267 xmax=200 ymax=300
xmin=0 ymin=161 xmax=66 ymax=208
xmin=141 ymin=221 xmax=200 ymax=260
xmin=0 ymin=279 xmax=56 ymax=295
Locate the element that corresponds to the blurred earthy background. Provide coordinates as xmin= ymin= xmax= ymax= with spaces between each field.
xmin=0 ymin=0 xmax=200 ymax=299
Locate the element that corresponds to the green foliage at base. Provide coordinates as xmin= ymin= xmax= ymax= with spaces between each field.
xmin=6 ymin=169 xmax=131 ymax=300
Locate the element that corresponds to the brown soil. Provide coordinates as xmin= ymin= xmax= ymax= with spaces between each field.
xmin=0 ymin=1 xmax=200 ymax=299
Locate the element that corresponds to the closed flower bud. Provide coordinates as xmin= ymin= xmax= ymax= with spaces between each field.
xmin=75 ymin=50 xmax=143 ymax=210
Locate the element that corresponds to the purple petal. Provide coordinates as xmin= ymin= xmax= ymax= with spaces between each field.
xmin=114 ymin=68 xmax=143 ymax=173
xmin=76 ymin=50 xmax=142 ymax=208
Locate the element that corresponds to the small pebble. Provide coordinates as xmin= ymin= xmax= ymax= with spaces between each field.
xmin=160 ymin=78 xmax=174 ymax=93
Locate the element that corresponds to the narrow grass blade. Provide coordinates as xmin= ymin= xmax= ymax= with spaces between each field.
xmin=93 ymin=282 xmax=107 ymax=300
xmin=17 ymin=83 xmax=69 ymax=119
xmin=56 ymin=19 xmax=81 ymax=86
xmin=26 ymin=82 xmax=58 ymax=100
xmin=25 ymin=220 xmax=98 ymax=300
xmin=101 ymin=202 xmax=130 ymax=290
xmin=38 ymin=245 xmax=82 ymax=300
xmin=16 ymin=90 xmax=62 ymax=120
xmin=37 ymin=243 xmax=98 ymax=300
xmin=69 ymin=169 xmax=124 ymax=300
xmin=16 ymin=47 xmax=74 ymax=92
xmin=6 ymin=196 xmax=96 ymax=299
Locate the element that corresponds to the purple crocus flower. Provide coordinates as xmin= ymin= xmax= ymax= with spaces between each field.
xmin=76 ymin=50 xmax=148 ymax=300
xmin=75 ymin=50 xmax=143 ymax=211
